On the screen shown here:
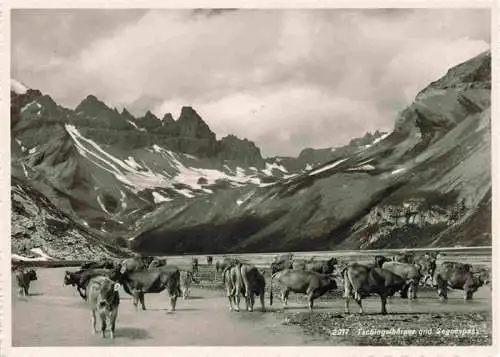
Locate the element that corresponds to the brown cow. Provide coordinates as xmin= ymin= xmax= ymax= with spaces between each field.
xmin=381 ymin=261 xmax=422 ymax=299
xmin=87 ymin=275 xmax=120 ymax=339
xmin=433 ymin=262 xmax=490 ymax=301
xmin=343 ymin=263 xmax=407 ymax=315
xmin=270 ymin=269 xmax=337 ymax=312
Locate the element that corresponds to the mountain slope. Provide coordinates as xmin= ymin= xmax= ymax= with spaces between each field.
xmin=130 ymin=50 xmax=491 ymax=254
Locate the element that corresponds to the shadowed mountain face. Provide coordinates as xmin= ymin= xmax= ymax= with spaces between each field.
xmin=11 ymin=51 xmax=491 ymax=258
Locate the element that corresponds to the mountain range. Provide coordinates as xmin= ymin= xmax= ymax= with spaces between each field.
xmin=10 ymin=50 xmax=491 ymax=259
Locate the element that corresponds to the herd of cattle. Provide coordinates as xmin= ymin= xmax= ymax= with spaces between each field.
xmin=13 ymin=251 xmax=491 ymax=339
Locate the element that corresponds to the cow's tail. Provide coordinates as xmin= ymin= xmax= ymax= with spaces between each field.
xmin=269 ymin=271 xmax=279 ymax=306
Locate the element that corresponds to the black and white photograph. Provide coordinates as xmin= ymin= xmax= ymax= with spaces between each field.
xmin=5 ymin=3 xmax=495 ymax=351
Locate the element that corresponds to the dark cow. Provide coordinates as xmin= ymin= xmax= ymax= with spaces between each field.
xmin=432 ymin=262 xmax=490 ymax=301
xmin=238 ymin=264 xmax=266 ymax=312
xmin=119 ymin=257 xmax=148 ymax=274
xmin=413 ymin=255 xmax=437 ymax=287
xmin=148 ymin=258 xmax=167 ymax=270
xmin=87 ymin=275 xmax=120 ymax=339
xmin=207 ymin=256 xmax=213 ymax=265
xmin=110 ymin=266 xmax=181 ymax=311
xmin=343 ymin=263 xmax=407 ymax=315
xmin=192 ymin=258 xmax=199 ymax=275
xmin=270 ymin=269 xmax=337 ymax=311
xmin=64 ymin=268 xmax=113 ymax=300
xmin=15 ymin=268 xmax=37 ymax=297
xmin=305 ymin=257 xmax=338 ymax=274
xmin=381 ymin=261 xmax=422 ymax=299
xmin=373 ymin=255 xmax=391 ymax=268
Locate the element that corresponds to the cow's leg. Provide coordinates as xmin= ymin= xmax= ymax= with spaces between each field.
xmin=260 ymin=292 xmax=266 ymax=312
xmin=234 ymin=292 xmax=241 ymax=312
xmin=109 ymin=315 xmax=116 ymax=339
xmin=307 ymin=294 xmax=314 ymax=312
xmin=100 ymin=313 xmax=107 ymax=338
xmin=248 ymin=292 xmax=255 ymax=312
xmin=77 ymin=287 xmax=87 ymax=300
xmin=354 ymin=296 xmax=364 ymax=314
xmin=139 ymin=292 xmax=146 ymax=310
xmin=227 ymin=296 xmax=234 ymax=311
xmin=91 ymin=309 xmax=97 ymax=334
xmin=436 ymin=276 xmax=448 ymax=302
xmin=18 ymin=286 xmax=23 ymax=297
xmin=282 ymin=288 xmax=291 ymax=309
xmin=132 ymin=291 xmax=139 ymax=310
xmin=23 ymin=285 xmax=29 ymax=297
xmin=380 ymin=296 xmax=388 ymax=315
xmin=344 ymin=295 xmax=350 ymax=314
xmin=170 ymin=294 xmax=177 ymax=312
xmin=465 ymin=290 xmax=474 ymax=301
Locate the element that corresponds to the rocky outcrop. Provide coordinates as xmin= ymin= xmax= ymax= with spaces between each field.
xmin=216 ymin=134 xmax=263 ymax=166
xmin=11 ymin=177 xmax=130 ymax=260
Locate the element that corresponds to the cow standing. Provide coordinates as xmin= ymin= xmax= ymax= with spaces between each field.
xmin=381 ymin=261 xmax=422 ymax=299
xmin=270 ymin=269 xmax=337 ymax=312
xmin=110 ymin=266 xmax=181 ymax=312
xmin=207 ymin=256 xmax=213 ymax=265
xmin=432 ymin=262 xmax=490 ymax=301
xmin=305 ymin=257 xmax=337 ymax=274
xmin=192 ymin=258 xmax=199 ymax=276
xmin=87 ymin=275 xmax=120 ymax=339
xmin=179 ymin=270 xmax=197 ymax=299
xmin=148 ymin=258 xmax=167 ymax=270
xmin=223 ymin=264 xmax=266 ymax=312
xmin=271 ymin=256 xmax=293 ymax=274
xmin=64 ymin=268 xmax=113 ymax=300
xmin=342 ymin=263 xmax=407 ymax=315
xmin=15 ymin=268 xmax=37 ymax=297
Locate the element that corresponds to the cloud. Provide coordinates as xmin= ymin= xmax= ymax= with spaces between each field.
xmin=11 ymin=9 xmax=490 ymax=156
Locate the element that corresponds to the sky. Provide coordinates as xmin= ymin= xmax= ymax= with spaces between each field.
xmin=11 ymin=9 xmax=490 ymax=157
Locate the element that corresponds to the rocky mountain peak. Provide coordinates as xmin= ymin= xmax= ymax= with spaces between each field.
xmin=176 ymin=106 xmax=215 ymax=139
xmin=121 ymin=108 xmax=136 ymax=121
xmin=162 ymin=113 xmax=175 ymax=124
xmin=75 ymin=94 xmax=110 ymax=114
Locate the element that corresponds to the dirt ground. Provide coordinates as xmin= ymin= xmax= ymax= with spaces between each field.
xmin=12 ymin=250 xmax=492 ymax=346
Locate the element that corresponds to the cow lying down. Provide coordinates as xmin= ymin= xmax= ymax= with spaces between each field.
xmin=270 ymin=269 xmax=337 ymax=312
xmin=343 ymin=263 xmax=407 ymax=315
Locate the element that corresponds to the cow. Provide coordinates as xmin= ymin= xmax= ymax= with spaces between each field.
xmin=269 ymin=269 xmax=337 ymax=312
xmin=373 ymin=255 xmax=391 ymax=268
xmin=238 ymin=264 xmax=266 ymax=312
xmin=305 ymin=257 xmax=338 ymax=274
xmin=292 ymin=260 xmax=306 ymax=270
xmin=432 ymin=262 xmax=490 ymax=301
xmin=413 ymin=255 xmax=437 ymax=287
xmin=381 ymin=261 xmax=422 ymax=299
xmin=15 ymin=268 xmax=37 ymax=297
xmin=274 ymin=253 xmax=293 ymax=263
xmin=119 ymin=257 xmax=148 ymax=274
xmin=110 ymin=266 xmax=181 ymax=312
xmin=179 ymin=270 xmax=197 ymax=299
xmin=64 ymin=268 xmax=113 ymax=300
xmin=223 ymin=264 xmax=266 ymax=312
xmin=192 ymin=258 xmax=199 ymax=276
xmin=80 ymin=258 xmax=116 ymax=271
xmin=271 ymin=256 xmax=294 ymax=275
xmin=207 ymin=256 xmax=213 ymax=265
xmin=342 ymin=263 xmax=407 ymax=315
xmin=87 ymin=275 xmax=120 ymax=339
xmin=222 ymin=265 xmax=242 ymax=311
xmin=216 ymin=257 xmax=240 ymax=274
xmin=148 ymin=258 xmax=167 ymax=270
xmin=392 ymin=253 xmax=415 ymax=264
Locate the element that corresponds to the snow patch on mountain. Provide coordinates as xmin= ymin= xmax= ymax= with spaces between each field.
xmin=309 ymin=158 xmax=348 ymax=176
xmin=262 ymin=162 xmax=288 ymax=176
xmin=152 ymin=192 xmax=172 ymax=203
